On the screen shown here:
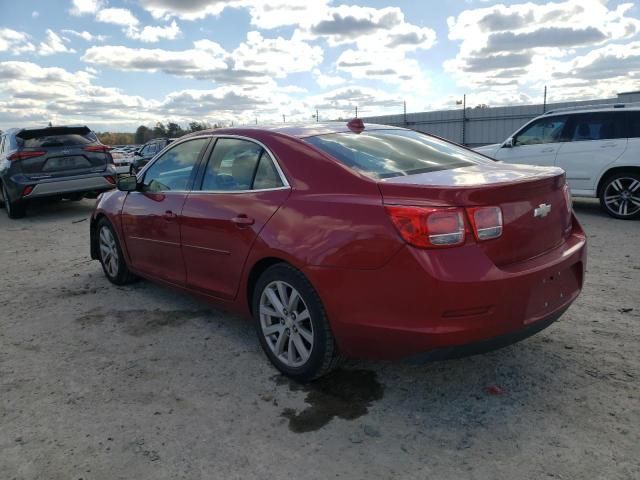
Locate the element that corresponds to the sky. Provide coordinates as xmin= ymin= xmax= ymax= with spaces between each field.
xmin=0 ymin=0 xmax=639 ymax=131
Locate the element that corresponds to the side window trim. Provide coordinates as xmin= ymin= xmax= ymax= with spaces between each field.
xmin=196 ymin=135 xmax=290 ymax=193
xmin=140 ymin=136 xmax=212 ymax=192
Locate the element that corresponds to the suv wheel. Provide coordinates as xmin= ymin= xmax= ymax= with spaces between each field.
xmin=97 ymin=218 xmax=137 ymax=285
xmin=599 ymin=172 xmax=640 ymax=219
xmin=253 ymin=263 xmax=340 ymax=382
xmin=1 ymin=183 xmax=26 ymax=219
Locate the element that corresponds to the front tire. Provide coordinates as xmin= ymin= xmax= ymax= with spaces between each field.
xmin=97 ymin=218 xmax=137 ymax=285
xmin=253 ymin=263 xmax=340 ymax=382
xmin=599 ymin=172 xmax=640 ymax=219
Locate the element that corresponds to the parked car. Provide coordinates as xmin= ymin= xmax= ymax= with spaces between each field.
xmin=90 ymin=120 xmax=586 ymax=381
xmin=474 ymin=104 xmax=640 ymax=219
xmin=110 ymin=147 xmax=135 ymax=175
xmin=0 ymin=125 xmax=117 ymax=218
xmin=130 ymin=138 xmax=175 ymax=174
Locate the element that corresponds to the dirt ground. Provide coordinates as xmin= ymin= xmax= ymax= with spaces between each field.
xmin=0 ymin=197 xmax=638 ymax=480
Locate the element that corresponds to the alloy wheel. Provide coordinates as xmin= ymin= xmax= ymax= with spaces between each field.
xmin=603 ymin=177 xmax=640 ymax=217
xmin=259 ymin=280 xmax=314 ymax=368
xmin=99 ymin=226 xmax=119 ymax=278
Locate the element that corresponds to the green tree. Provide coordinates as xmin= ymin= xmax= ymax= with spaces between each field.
xmin=134 ymin=125 xmax=150 ymax=144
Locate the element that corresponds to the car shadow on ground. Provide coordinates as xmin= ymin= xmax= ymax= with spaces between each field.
xmin=6 ymin=198 xmax=96 ymax=223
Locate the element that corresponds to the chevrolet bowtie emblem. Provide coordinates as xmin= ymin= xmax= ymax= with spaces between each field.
xmin=534 ymin=203 xmax=552 ymax=218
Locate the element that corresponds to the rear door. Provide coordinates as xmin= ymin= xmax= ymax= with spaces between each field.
xmin=555 ymin=112 xmax=628 ymax=192
xmin=16 ymin=127 xmax=110 ymax=179
xmin=495 ymin=115 xmax=569 ymax=167
xmin=180 ymin=137 xmax=290 ymax=299
xmin=121 ymin=137 xmax=210 ymax=285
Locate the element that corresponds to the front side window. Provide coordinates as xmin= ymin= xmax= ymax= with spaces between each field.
xmin=143 ymin=138 xmax=208 ymax=192
xmin=304 ymin=129 xmax=489 ymax=180
xmin=201 ymin=138 xmax=283 ymax=191
xmin=514 ymin=116 xmax=568 ymax=146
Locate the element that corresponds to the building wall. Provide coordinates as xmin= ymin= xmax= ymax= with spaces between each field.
xmin=362 ymin=92 xmax=639 ymax=147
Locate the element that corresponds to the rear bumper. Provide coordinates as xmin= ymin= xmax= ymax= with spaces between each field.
xmin=307 ymin=214 xmax=587 ymax=360
xmin=9 ymin=171 xmax=115 ymax=200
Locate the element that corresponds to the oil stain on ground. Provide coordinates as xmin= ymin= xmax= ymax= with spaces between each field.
xmin=75 ymin=308 xmax=210 ymax=336
xmin=277 ymin=369 xmax=385 ymax=433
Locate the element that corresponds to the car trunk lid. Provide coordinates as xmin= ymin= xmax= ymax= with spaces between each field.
xmin=379 ymin=163 xmax=572 ymax=266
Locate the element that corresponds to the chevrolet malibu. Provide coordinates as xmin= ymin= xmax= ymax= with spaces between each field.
xmin=90 ymin=120 xmax=586 ymax=381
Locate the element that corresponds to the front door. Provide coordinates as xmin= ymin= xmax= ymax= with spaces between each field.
xmin=495 ymin=115 xmax=569 ymax=167
xmin=181 ymin=137 xmax=290 ymax=299
xmin=122 ymin=137 xmax=210 ymax=285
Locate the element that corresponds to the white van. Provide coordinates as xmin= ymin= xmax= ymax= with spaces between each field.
xmin=475 ymin=105 xmax=640 ymax=219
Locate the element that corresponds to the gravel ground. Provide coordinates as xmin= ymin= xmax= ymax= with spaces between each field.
xmin=0 ymin=198 xmax=638 ymax=480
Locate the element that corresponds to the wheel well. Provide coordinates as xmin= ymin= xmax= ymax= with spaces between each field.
xmin=597 ymin=166 xmax=640 ymax=197
xmin=246 ymin=257 xmax=288 ymax=314
xmin=90 ymin=213 xmax=107 ymax=260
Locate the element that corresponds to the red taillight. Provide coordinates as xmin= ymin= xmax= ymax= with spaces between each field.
xmin=84 ymin=145 xmax=111 ymax=152
xmin=385 ymin=206 xmax=466 ymax=248
xmin=8 ymin=151 xmax=46 ymax=161
xmin=105 ymin=175 xmax=116 ymax=185
xmin=467 ymin=206 xmax=503 ymax=241
xmin=347 ymin=118 xmax=365 ymax=133
xmin=22 ymin=185 xmax=35 ymax=197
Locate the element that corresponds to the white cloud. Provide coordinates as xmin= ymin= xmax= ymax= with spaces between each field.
xmin=126 ymin=21 xmax=181 ymax=43
xmin=313 ymin=69 xmax=347 ymax=89
xmin=0 ymin=28 xmax=35 ymax=54
xmin=39 ymin=30 xmax=76 ymax=56
xmin=70 ymin=0 xmax=104 ymax=16
xmin=96 ymin=7 xmax=140 ymax=27
xmin=82 ymin=32 xmax=323 ymax=83
xmin=62 ymin=29 xmax=107 ymax=42
xmin=32 ymin=11 xmax=39 ymax=18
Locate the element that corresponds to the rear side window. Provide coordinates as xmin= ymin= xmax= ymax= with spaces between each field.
xmin=18 ymin=127 xmax=98 ymax=148
xmin=304 ymin=130 xmax=487 ymax=180
xmin=565 ymin=112 xmax=626 ymax=141
xmin=627 ymin=112 xmax=640 ymax=138
xmin=201 ymin=138 xmax=283 ymax=191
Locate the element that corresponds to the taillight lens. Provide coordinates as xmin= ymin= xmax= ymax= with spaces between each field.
xmin=105 ymin=175 xmax=116 ymax=185
xmin=8 ymin=151 xmax=46 ymax=161
xmin=22 ymin=185 xmax=35 ymax=197
xmin=467 ymin=206 xmax=503 ymax=241
xmin=385 ymin=206 xmax=466 ymax=248
xmin=84 ymin=145 xmax=111 ymax=152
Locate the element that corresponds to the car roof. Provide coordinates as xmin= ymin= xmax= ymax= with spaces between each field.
xmin=543 ymin=104 xmax=640 ymax=117
xmin=189 ymin=122 xmax=408 ymax=139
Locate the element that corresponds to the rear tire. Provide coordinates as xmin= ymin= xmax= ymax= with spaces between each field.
xmin=253 ymin=263 xmax=340 ymax=382
xmin=2 ymin=183 xmax=26 ymax=219
xmin=97 ymin=218 xmax=137 ymax=285
xmin=599 ymin=172 xmax=640 ymax=220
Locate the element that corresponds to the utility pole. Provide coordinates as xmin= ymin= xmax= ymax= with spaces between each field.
xmin=282 ymin=114 xmax=286 ymax=123
xmin=543 ymin=85 xmax=548 ymax=113
xmin=355 ymin=105 xmax=358 ymax=118
xmin=461 ymin=94 xmax=467 ymax=146
xmin=403 ymin=100 xmax=407 ymax=125
xmin=316 ymin=109 xmax=319 ymax=122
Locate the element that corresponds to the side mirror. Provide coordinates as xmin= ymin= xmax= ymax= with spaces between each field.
xmin=134 ymin=151 xmax=142 ymax=156
xmin=503 ymin=138 xmax=514 ymax=148
xmin=117 ymin=175 xmax=139 ymax=192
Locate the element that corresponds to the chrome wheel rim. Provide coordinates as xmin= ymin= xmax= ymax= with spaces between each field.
xmin=259 ymin=281 xmax=314 ymax=368
xmin=603 ymin=177 xmax=640 ymax=217
xmin=99 ymin=226 xmax=119 ymax=277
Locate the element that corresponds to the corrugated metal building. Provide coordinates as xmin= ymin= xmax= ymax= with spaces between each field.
xmin=362 ymin=91 xmax=640 ymax=147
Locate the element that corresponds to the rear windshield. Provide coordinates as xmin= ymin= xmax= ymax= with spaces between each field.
xmin=305 ymin=129 xmax=492 ymax=179
xmin=18 ymin=128 xmax=98 ymax=148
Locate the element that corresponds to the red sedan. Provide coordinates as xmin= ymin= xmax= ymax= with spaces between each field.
xmin=90 ymin=120 xmax=586 ymax=381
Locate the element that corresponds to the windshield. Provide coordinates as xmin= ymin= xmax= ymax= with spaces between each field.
xmin=305 ymin=129 xmax=493 ymax=179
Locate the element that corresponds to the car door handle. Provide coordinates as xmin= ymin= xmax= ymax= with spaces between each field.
xmin=231 ymin=214 xmax=255 ymax=227
xmin=163 ymin=210 xmax=177 ymax=220
xmin=600 ymin=142 xmax=617 ymax=148
xmin=540 ymin=148 xmax=556 ymax=153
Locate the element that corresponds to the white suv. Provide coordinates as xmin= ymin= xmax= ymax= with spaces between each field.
xmin=474 ymin=105 xmax=640 ymax=219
